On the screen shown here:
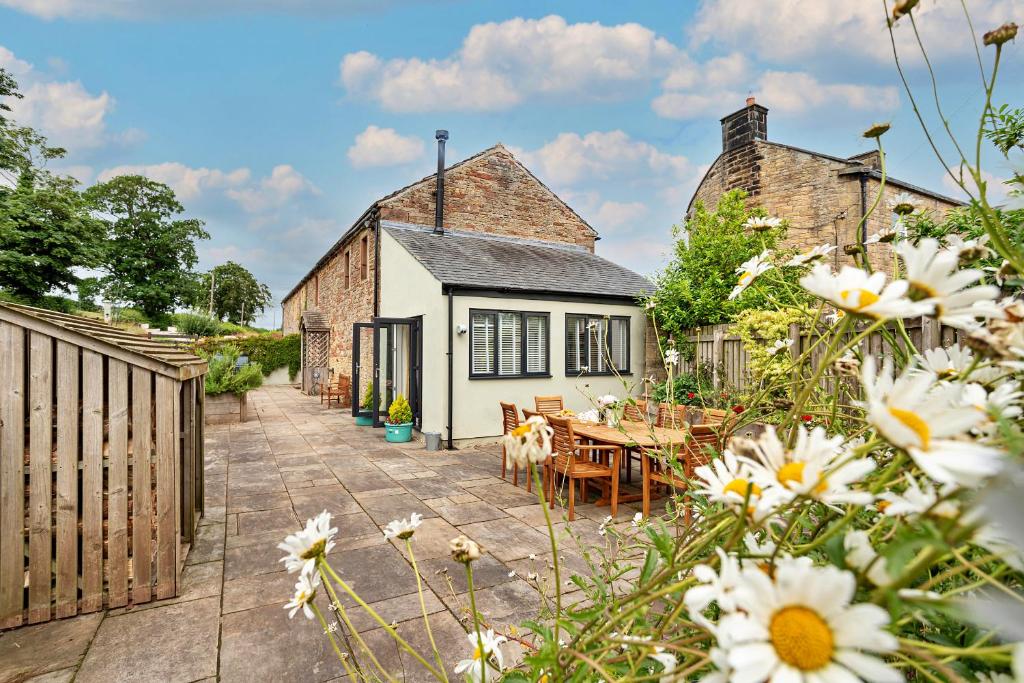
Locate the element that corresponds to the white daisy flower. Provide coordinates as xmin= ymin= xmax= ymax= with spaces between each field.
xmin=800 ymin=264 xmax=933 ymax=321
xmin=649 ymin=647 xmax=677 ymax=682
xmin=915 ymin=344 xmax=975 ymax=380
xmin=632 ymin=511 xmax=644 ymax=527
xmin=729 ymin=251 xmax=773 ymax=300
xmin=865 ymin=227 xmax=897 ymax=245
xmin=825 ymin=309 xmax=846 ymax=325
xmin=743 ymin=216 xmax=783 ymax=232
xmin=685 ymin=548 xmax=744 ymax=615
xmin=664 ymin=348 xmax=680 ymax=366
xmin=767 ymin=338 xmax=793 ymax=356
xmin=861 ymin=356 xmax=1004 ymax=487
xmin=503 ymin=416 xmax=552 ymax=469
xmin=786 ymin=244 xmax=836 ymax=267
xmin=449 ymin=535 xmax=482 ymax=563
xmin=943 ymin=233 xmax=991 ymax=262
xmin=693 ymin=449 xmax=763 ymax=511
xmin=722 ymin=559 xmax=901 ymax=682
xmin=453 ymin=629 xmax=506 ymax=681
xmin=889 ymin=191 xmax=917 ymax=215
xmin=741 ymin=426 xmax=875 ymax=506
xmin=877 ymin=473 xmax=959 ymax=519
xmin=743 ymin=531 xmax=778 ymax=559
xmin=843 ymin=531 xmax=892 ymax=587
xmin=382 ymin=512 xmax=423 ymax=541
xmin=278 ymin=510 xmax=337 ymax=576
xmin=284 ymin=571 xmax=320 ymax=620
xmin=897 ymin=238 xmax=1003 ymax=330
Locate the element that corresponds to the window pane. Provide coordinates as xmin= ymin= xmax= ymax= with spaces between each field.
xmin=588 ymin=318 xmax=607 ymax=373
xmin=610 ymin=318 xmax=629 ymax=371
xmin=566 ymin=315 xmax=585 ymax=373
xmin=471 ymin=313 xmax=494 ymax=375
xmin=497 ymin=312 xmax=522 ymax=376
xmin=526 ymin=315 xmax=547 ymax=373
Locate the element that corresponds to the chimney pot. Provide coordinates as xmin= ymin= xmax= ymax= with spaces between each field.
xmin=434 ymin=130 xmax=448 ymax=234
xmin=745 ymin=96 xmax=756 ymax=107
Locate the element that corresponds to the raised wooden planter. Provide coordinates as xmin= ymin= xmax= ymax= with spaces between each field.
xmin=205 ymin=392 xmax=248 ymax=424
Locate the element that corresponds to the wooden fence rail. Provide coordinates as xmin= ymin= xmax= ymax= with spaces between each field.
xmin=0 ymin=303 xmax=206 ymax=629
xmin=674 ymin=316 xmax=963 ymax=394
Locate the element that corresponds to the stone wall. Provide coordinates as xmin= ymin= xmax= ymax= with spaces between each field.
xmin=379 ymin=144 xmax=597 ymax=251
xmin=690 ymin=141 xmax=958 ymax=270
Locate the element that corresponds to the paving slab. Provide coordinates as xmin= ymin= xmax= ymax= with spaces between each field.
xmin=0 ymin=612 xmax=103 ymax=681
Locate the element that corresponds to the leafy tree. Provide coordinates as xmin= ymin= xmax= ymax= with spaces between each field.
xmin=649 ymin=190 xmax=802 ymax=339
xmin=195 ymin=261 xmax=272 ymax=325
xmin=85 ymin=175 xmax=209 ymax=322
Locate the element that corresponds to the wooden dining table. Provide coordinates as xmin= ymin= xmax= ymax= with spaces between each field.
xmin=570 ymin=420 xmax=696 ymax=507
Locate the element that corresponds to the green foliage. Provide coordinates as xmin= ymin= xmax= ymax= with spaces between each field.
xmin=191 ymin=261 xmax=273 ymax=325
xmin=984 ymin=103 xmax=1024 ymax=155
xmin=361 ymin=381 xmax=375 ymax=410
xmin=196 ymin=333 xmax=300 ymax=380
xmin=732 ymin=307 xmax=807 ymax=386
xmin=176 ymin=312 xmax=222 ymax=337
xmin=200 ymin=345 xmax=264 ymax=396
xmin=0 ymin=171 xmax=106 ymax=301
xmin=387 ymin=394 xmax=413 ymax=425
xmin=85 ymin=175 xmax=210 ymax=320
xmin=651 ymin=368 xmax=713 ymax=405
xmin=114 ymin=307 xmax=148 ymax=324
xmin=649 ymin=190 xmax=802 ymax=337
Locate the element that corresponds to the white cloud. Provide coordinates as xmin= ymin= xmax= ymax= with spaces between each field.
xmin=652 ymin=68 xmax=898 ymax=120
xmin=514 ymin=130 xmax=693 ymax=187
xmin=347 ymin=126 xmax=425 ymax=168
xmin=226 ymin=164 xmax=320 ymax=212
xmin=594 ymin=200 xmax=648 ymax=232
xmin=1 ymin=45 xmax=117 ymax=147
xmin=97 ymin=162 xmax=251 ymax=201
xmin=339 ymin=15 xmax=679 ymax=112
xmin=689 ymin=0 xmax=1018 ymax=65
xmin=941 ymin=168 xmax=1010 ymax=204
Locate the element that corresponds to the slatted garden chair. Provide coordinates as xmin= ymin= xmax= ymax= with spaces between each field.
xmin=546 ymin=415 xmax=619 ymax=521
xmin=534 ymin=395 xmax=564 ymax=415
xmin=640 ymin=425 xmax=721 ymax=521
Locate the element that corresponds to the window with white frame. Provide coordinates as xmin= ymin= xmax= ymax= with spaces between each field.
xmin=470 ymin=310 xmax=549 ymax=378
xmin=566 ymin=314 xmax=630 ymax=375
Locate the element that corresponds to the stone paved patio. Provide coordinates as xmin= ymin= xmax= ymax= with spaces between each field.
xmin=0 ymin=385 xmax=643 ymax=683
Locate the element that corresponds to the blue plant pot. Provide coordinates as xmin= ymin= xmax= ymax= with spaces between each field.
xmin=384 ymin=422 xmax=413 ymax=443
xmin=354 ymin=415 xmax=373 ymax=426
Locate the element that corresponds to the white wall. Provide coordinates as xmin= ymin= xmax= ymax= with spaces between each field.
xmin=379 ymin=231 xmax=646 ymax=441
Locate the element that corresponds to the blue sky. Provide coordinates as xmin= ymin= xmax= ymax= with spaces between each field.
xmin=1 ymin=0 xmax=1020 ymax=326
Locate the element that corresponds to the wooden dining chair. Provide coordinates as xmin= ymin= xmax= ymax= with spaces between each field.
xmin=701 ymin=408 xmax=729 ymax=424
xmin=641 ymin=425 xmax=720 ymax=520
xmin=500 ymin=401 xmax=523 ymax=487
xmin=320 ymin=374 xmax=351 ymax=408
xmin=655 ymin=402 xmax=687 ymax=429
xmin=522 ymin=408 xmax=544 ymax=422
xmin=546 ymin=415 xmax=619 ymax=521
xmin=534 ymin=395 xmax=564 ymax=415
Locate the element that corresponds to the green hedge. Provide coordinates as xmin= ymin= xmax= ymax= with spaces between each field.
xmin=196 ymin=333 xmax=300 ymax=380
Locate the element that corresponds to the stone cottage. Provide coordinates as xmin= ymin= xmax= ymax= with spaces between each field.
xmin=689 ymin=98 xmax=962 ymax=266
xmin=281 ymin=134 xmax=652 ymax=444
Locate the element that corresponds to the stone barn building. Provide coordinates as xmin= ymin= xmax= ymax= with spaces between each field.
xmin=689 ymin=98 xmax=962 ymax=267
xmin=281 ymin=137 xmax=652 ymax=444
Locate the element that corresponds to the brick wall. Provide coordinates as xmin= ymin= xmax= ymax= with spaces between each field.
xmin=281 ymin=144 xmax=597 ymax=388
xmin=379 ymin=145 xmax=597 ymax=251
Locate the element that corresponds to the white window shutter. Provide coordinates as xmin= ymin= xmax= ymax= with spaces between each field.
xmin=471 ymin=313 xmax=494 ymax=374
xmin=610 ymin=319 xmax=629 ymax=371
xmin=526 ymin=316 xmax=547 ymax=373
xmin=497 ymin=312 xmax=521 ymax=376
xmin=588 ymin=318 xmax=607 ymax=373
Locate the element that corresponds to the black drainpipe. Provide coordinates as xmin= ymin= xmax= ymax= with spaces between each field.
xmin=858 ymin=172 xmax=868 ymax=247
xmin=434 ymin=130 xmax=448 ymax=235
xmin=446 ymin=287 xmax=454 ymax=449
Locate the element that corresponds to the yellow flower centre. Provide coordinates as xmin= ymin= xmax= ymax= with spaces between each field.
xmin=876 ymin=500 xmax=891 ymax=513
xmin=839 ymin=288 xmax=880 ymax=311
xmin=723 ymin=478 xmax=762 ymax=498
xmin=887 ymin=406 xmax=930 ymax=450
xmin=300 ymin=538 xmax=326 ymax=560
xmin=776 ymin=462 xmax=827 ymax=494
xmin=473 ymin=645 xmax=483 ymax=661
xmin=511 ymin=424 xmax=531 ymax=438
xmin=739 ymin=271 xmax=752 ymax=284
xmin=769 ymin=606 xmax=835 ymax=671
xmin=297 ymin=589 xmax=311 ymax=603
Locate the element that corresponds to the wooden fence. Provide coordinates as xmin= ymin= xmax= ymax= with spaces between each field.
xmin=675 ymin=316 xmax=963 ymax=393
xmin=0 ymin=303 xmax=207 ymax=628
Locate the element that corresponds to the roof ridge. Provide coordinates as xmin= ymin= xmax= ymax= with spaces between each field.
xmin=381 ymin=220 xmax=589 ymax=253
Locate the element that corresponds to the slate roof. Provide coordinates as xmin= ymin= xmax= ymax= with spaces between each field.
xmin=383 ymin=221 xmax=653 ymax=301
xmin=300 ymin=310 xmax=330 ymax=331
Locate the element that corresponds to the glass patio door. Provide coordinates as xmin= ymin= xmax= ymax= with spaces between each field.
xmin=352 ymin=318 xmax=421 ymax=428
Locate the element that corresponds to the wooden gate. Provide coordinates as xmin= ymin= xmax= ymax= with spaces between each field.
xmin=300 ymin=310 xmax=331 ymax=395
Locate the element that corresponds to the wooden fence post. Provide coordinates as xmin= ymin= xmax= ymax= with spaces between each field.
xmin=712 ymin=328 xmax=725 ymax=390
xmin=789 ymin=322 xmax=801 ymax=362
xmin=920 ymin=316 xmax=941 ymax=351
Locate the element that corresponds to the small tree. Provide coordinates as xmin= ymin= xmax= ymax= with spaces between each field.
xmin=649 ymin=190 xmax=801 ymax=339
xmin=196 ymin=261 xmax=273 ymax=325
xmin=85 ymin=175 xmax=209 ymax=322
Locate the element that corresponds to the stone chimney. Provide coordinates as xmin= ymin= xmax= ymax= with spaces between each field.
xmin=721 ymin=97 xmax=768 ymax=152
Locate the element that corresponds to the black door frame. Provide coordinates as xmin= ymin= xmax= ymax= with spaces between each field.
xmin=351 ymin=322 xmax=373 ymax=418
xmin=354 ymin=317 xmax=422 ymax=428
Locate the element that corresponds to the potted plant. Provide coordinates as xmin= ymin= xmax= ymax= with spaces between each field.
xmin=355 ymin=381 xmax=374 ymax=426
xmin=384 ymin=394 xmax=414 ymax=443
xmin=200 ymin=345 xmax=264 ymax=424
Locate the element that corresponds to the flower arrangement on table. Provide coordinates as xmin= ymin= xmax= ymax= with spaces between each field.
xmin=596 ymin=393 xmax=622 ymax=427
